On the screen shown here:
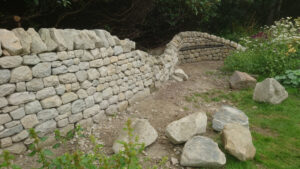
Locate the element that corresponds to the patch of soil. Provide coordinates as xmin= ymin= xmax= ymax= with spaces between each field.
xmin=13 ymin=61 xmax=235 ymax=168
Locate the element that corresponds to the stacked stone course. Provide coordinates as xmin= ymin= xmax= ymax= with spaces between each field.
xmin=0 ymin=28 xmax=241 ymax=154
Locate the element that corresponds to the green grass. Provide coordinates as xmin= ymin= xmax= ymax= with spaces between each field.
xmin=221 ymin=88 xmax=300 ymax=169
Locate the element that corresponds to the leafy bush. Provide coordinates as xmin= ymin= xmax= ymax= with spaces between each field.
xmin=0 ymin=120 xmax=167 ymax=169
xmin=224 ymin=17 xmax=300 ymax=77
xmin=275 ymin=69 xmax=300 ymax=87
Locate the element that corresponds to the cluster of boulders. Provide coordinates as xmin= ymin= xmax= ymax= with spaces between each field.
xmin=229 ymin=71 xmax=288 ymax=104
xmin=112 ymin=106 xmax=255 ymax=168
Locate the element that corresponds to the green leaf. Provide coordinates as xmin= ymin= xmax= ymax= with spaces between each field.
xmin=43 ymin=149 xmax=54 ymax=156
xmin=52 ymin=143 xmax=61 ymax=149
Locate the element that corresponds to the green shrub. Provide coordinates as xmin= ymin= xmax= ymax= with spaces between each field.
xmin=224 ymin=17 xmax=300 ymax=77
xmin=275 ymin=69 xmax=300 ymax=87
xmin=0 ymin=120 xmax=167 ymax=169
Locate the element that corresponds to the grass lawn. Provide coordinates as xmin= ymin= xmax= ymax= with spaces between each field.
xmin=213 ymin=88 xmax=300 ymax=169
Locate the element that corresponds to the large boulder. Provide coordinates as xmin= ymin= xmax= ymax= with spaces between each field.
xmin=253 ymin=78 xmax=288 ymax=104
xmin=12 ymin=28 xmax=32 ymax=55
xmin=166 ymin=112 xmax=207 ymax=144
xmin=112 ymin=119 xmax=158 ymax=153
xmin=0 ymin=29 xmax=22 ymax=55
xmin=229 ymin=71 xmax=257 ymax=89
xmin=222 ymin=123 xmax=256 ymax=161
xmin=180 ymin=136 xmax=226 ymax=168
xmin=212 ymin=106 xmax=249 ymax=132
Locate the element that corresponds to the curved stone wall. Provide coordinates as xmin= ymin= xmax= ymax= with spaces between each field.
xmin=0 ymin=28 xmax=241 ymax=154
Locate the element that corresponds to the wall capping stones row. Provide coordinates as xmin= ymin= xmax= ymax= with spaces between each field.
xmin=0 ymin=29 xmax=241 ymax=154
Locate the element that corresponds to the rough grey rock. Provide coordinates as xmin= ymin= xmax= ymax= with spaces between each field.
xmin=16 ymin=82 xmax=26 ymax=92
xmin=12 ymin=130 xmax=29 ymax=142
xmin=0 ymin=56 xmax=23 ymax=68
xmin=1 ymin=137 xmax=12 ymax=148
xmin=52 ymin=65 xmax=68 ymax=75
xmin=102 ymin=87 xmax=113 ymax=99
xmin=113 ymin=118 xmax=158 ymax=153
xmin=35 ymin=120 xmax=56 ymax=136
xmin=5 ymin=121 xmax=20 ymax=128
xmin=180 ymin=136 xmax=226 ymax=167
xmin=4 ymin=143 xmax=27 ymax=154
xmin=37 ymin=109 xmax=59 ymax=122
xmin=8 ymin=92 xmax=35 ymax=105
xmin=21 ymin=114 xmax=39 ymax=129
xmin=229 ymin=71 xmax=257 ymax=89
xmin=57 ymin=103 xmax=71 ymax=115
xmin=0 ymin=84 xmax=16 ymax=97
xmin=0 ymin=97 xmax=8 ymax=108
xmin=49 ymin=28 xmax=68 ymax=51
xmin=59 ymin=73 xmax=77 ymax=84
xmin=75 ymin=71 xmax=88 ymax=82
xmin=36 ymin=87 xmax=56 ymax=100
xmin=32 ymin=62 xmax=52 ymax=78
xmin=253 ymin=78 xmax=288 ymax=104
xmin=105 ymin=104 xmax=118 ymax=116
xmin=60 ymin=29 xmax=75 ymax=50
xmin=85 ymin=96 xmax=95 ymax=108
xmin=26 ymin=78 xmax=44 ymax=91
xmin=223 ymin=123 xmax=256 ymax=161
xmin=40 ymin=95 xmax=62 ymax=108
xmin=43 ymin=75 xmax=59 ymax=87
xmin=12 ymin=28 xmax=32 ymax=54
xmin=39 ymin=52 xmax=58 ymax=62
xmin=69 ymin=113 xmax=83 ymax=123
xmin=128 ymin=89 xmax=150 ymax=105
xmin=0 ymin=69 xmax=10 ymax=84
xmin=99 ymin=100 xmax=109 ymax=110
xmin=174 ymin=69 xmax=188 ymax=81
xmin=61 ymin=92 xmax=78 ymax=104
xmin=74 ymin=30 xmax=95 ymax=50
xmin=71 ymin=99 xmax=86 ymax=114
xmin=10 ymin=66 xmax=32 ymax=83
xmin=10 ymin=107 xmax=25 ymax=120
xmin=166 ymin=112 xmax=207 ymax=144
xmin=0 ymin=114 xmax=12 ymax=125
xmin=83 ymin=105 xmax=100 ymax=118
xmin=23 ymin=54 xmax=40 ymax=65
xmin=0 ymin=124 xmax=23 ymax=138
xmin=39 ymin=28 xmax=58 ymax=51
xmin=87 ymin=69 xmax=100 ymax=80
xmin=27 ymin=28 xmax=47 ymax=54
xmin=212 ymin=106 xmax=249 ymax=132
xmin=113 ymin=46 xmax=123 ymax=55
xmin=57 ymin=119 xmax=69 ymax=127
xmin=0 ymin=29 xmax=23 ymax=55
xmin=25 ymin=100 xmax=42 ymax=114
xmin=94 ymin=30 xmax=110 ymax=48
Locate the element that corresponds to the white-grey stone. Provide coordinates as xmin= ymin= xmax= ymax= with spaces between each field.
xmin=10 ymin=107 xmax=25 ymax=120
xmin=59 ymin=73 xmax=77 ymax=84
xmin=71 ymin=99 xmax=86 ymax=114
xmin=57 ymin=103 xmax=71 ymax=115
xmin=25 ymin=100 xmax=42 ymax=114
xmin=84 ymin=30 xmax=104 ymax=48
xmin=32 ymin=62 xmax=51 ymax=78
xmin=106 ymin=104 xmax=118 ymax=116
xmin=0 ymin=84 xmax=15 ymax=97
xmin=229 ymin=71 xmax=257 ymax=89
xmin=57 ymin=118 xmax=69 ymax=127
xmin=16 ymin=82 xmax=26 ymax=92
xmin=90 ymin=59 xmax=103 ymax=68
xmin=1 ymin=137 xmax=12 ymax=148
xmin=10 ymin=66 xmax=32 ymax=83
xmin=94 ymin=30 xmax=110 ymax=48
xmin=93 ymin=92 xmax=102 ymax=103
xmin=212 ymin=106 xmax=249 ymax=132
xmin=52 ymin=65 xmax=68 ymax=75
xmin=0 ymin=69 xmax=10 ymax=84
xmin=1 ymin=106 xmax=18 ymax=113
xmin=85 ymin=96 xmax=95 ymax=108
xmin=166 ymin=112 xmax=207 ymax=144
xmin=102 ymin=87 xmax=113 ymax=99
xmin=74 ymin=30 xmax=95 ymax=50
xmin=92 ymin=111 xmax=106 ymax=123
xmin=113 ymin=118 xmax=158 ymax=153
xmin=37 ymin=108 xmax=59 ymax=122
xmin=0 ymin=29 xmax=22 ymax=55
xmin=8 ymin=92 xmax=35 ymax=105
xmin=27 ymin=28 xmax=47 ymax=54
xmin=12 ymin=28 xmax=32 ymax=54
xmin=55 ymin=85 xmax=66 ymax=95
xmin=49 ymin=28 xmax=68 ymax=51
xmin=23 ymin=54 xmax=40 ymax=65
xmin=0 ymin=114 xmax=12 ymax=125
xmin=128 ymin=89 xmax=150 ymax=105
xmin=5 ymin=121 xmax=21 ymax=128
xmin=125 ymin=90 xmax=133 ymax=100
xmin=68 ymin=65 xmax=79 ymax=73
xmin=0 ymin=56 xmax=23 ymax=68
xmin=75 ymin=71 xmax=88 ymax=82
xmin=39 ymin=52 xmax=58 ymax=62
xmin=39 ymin=28 xmax=58 ymax=51
xmin=99 ymin=100 xmax=109 ymax=110
xmin=79 ymin=62 xmax=89 ymax=70
xmin=76 ymin=89 xmax=88 ymax=99
xmin=4 ymin=143 xmax=27 ymax=154
xmin=61 ymin=92 xmax=78 ymax=104
xmin=12 ymin=130 xmax=29 ymax=142
xmin=57 ymin=51 xmax=71 ymax=60
xmin=113 ymin=46 xmax=123 ymax=55
xmin=253 ymin=78 xmax=288 ymax=104
xmin=35 ymin=120 xmax=56 ymax=136
xmin=83 ymin=105 xmax=100 ymax=118
xmin=87 ymin=69 xmax=100 ymax=80
xmin=0 ymin=124 xmax=23 ymax=138
xmin=40 ymin=95 xmax=62 ymax=108
xmin=108 ymin=95 xmax=118 ymax=104
xmin=117 ymin=101 xmax=128 ymax=112
xmin=60 ymin=29 xmax=75 ymax=50
xmin=21 ymin=114 xmax=39 ymax=129
xmin=0 ymin=97 xmax=8 ymax=108
xmin=43 ymin=76 xmax=59 ymax=87
xmin=69 ymin=113 xmax=83 ymax=123
xmin=36 ymin=87 xmax=56 ymax=100
xmin=174 ymin=68 xmax=188 ymax=81
xmin=180 ymin=136 xmax=226 ymax=168
xmin=26 ymin=78 xmax=44 ymax=91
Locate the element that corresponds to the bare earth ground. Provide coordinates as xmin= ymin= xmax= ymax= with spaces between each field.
xmin=14 ymin=61 xmax=236 ymax=169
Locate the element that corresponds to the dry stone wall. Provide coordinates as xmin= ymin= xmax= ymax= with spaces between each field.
xmin=0 ymin=28 xmax=241 ymax=154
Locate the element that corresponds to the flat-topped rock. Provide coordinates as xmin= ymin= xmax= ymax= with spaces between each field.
xmin=229 ymin=71 xmax=257 ymax=89
xmin=166 ymin=112 xmax=207 ymax=144
xmin=212 ymin=105 xmax=249 ymax=132
xmin=180 ymin=136 xmax=226 ymax=167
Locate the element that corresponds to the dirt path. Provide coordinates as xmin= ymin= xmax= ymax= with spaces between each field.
xmin=14 ymin=61 xmax=234 ymax=168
